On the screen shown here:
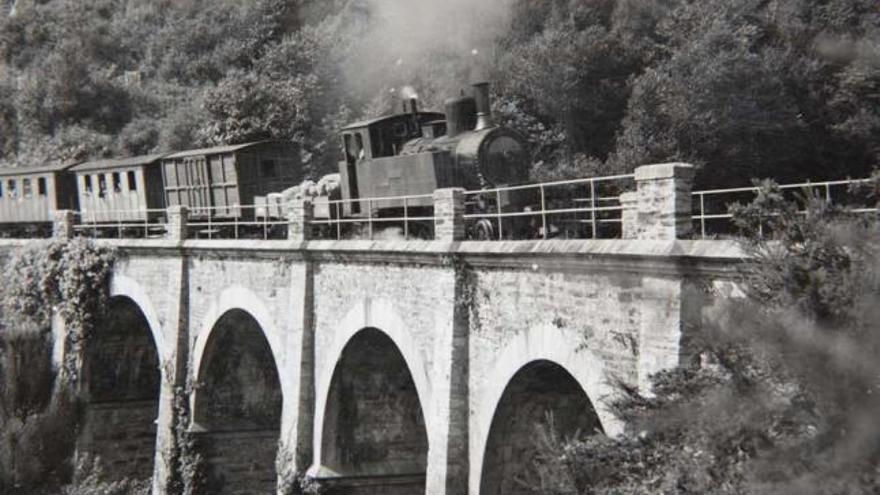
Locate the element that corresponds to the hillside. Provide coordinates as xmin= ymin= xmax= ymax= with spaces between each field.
xmin=0 ymin=0 xmax=877 ymax=187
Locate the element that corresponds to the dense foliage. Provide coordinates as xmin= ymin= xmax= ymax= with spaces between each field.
xmin=0 ymin=239 xmax=119 ymax=494
xmin=0 ymin=0 xmax=875 ymax=186
xmin=525 ymin=186 xmax=880 ymax=494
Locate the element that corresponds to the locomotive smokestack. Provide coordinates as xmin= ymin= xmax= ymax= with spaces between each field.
xmin=409 ymin=97 xmax=419 ymax=135
xmin=473 ymin=82 xmax=493 ymax=130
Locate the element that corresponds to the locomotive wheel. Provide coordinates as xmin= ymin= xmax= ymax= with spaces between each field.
xmin=472 ymin=219 xmax=495 ymax=241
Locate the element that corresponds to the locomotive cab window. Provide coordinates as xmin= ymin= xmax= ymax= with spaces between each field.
xmin=392 ymin=121 xmax=407 ymax=138
xmin=344 ymin=134 xmax=354 ymax=161
xmin=22 ymin=179 xmax=32 ymax=198
xmin=354 ymin=133 xmax=365 ymax=160
xmin=261 ymin=160 xmax=277 ymax=178
xmin=127 ymin=171 xmax=137 ymax=191
xmin=37 ymin=177 xmax=47 ymax=196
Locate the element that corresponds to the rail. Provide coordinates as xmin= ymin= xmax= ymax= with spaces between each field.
xmin=73 ymin=208 xmax=168 ymax=238
xmin=310 ymin=193 xmax=437 ymax=240
xmin=692 ymin=177 xmax=878 ymax=238
xmin=462 ymin=174 xmax=635 ymax=240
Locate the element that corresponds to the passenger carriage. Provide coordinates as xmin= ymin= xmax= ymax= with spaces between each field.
xmin=0 ymin=162 xmax=79 ymax=236
xmin=71 ymin=154 xmax=166 ymax=228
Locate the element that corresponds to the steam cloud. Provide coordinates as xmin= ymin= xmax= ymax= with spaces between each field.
xmin=343 ymin=0 xmax=516 ymax=111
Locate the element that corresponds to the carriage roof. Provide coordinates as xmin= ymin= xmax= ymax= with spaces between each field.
xmin=0 ymin=161 xmax=81 ymax=177
xmin=162 ymin=140 xmax=276 ymax=160
xmin=70 ymin=154 xmax=166 ymax=172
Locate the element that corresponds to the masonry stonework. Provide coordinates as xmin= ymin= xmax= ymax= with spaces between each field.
xmin=0 ymin=235 xmax=744 ymax=495
xmin=623 ymin=162 xmax=695 ymax=240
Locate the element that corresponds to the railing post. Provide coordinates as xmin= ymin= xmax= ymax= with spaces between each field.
xmin=287 ymin=198 xmax=314 ymax=242
xmin=433 ymin=188 xmax=466 ymax=241
xmin=165 ymin=205 xmax=189 ymax=241
xmin=622 ymin=162 xmax=695 ymax=240
xmin=52 ymin=210 xmax=76 ymax=239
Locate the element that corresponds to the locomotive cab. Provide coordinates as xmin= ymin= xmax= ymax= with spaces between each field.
xmin=338 ymin=109 xmax=444 ymax=216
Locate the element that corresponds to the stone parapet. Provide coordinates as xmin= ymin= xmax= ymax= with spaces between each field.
xmin=165 ymin=205 xmax=189 ymax=241
xmin=623 ymin=162 xmax=695 ymax=240
xmin=287 ymin=198 xmax=314 ymax=241
xmin=433 ymin=188 xmax=466 ymax=241
xmin=53 ymin=209 xmax=76 ymax=239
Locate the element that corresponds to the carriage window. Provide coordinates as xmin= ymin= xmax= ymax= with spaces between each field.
xmin=98 ymin=174 xmax=107 ymax=198
xmin=127 ymin=171 xmax=137 ymax=191
xmin=37 ymin=177 xmax=47 ymax=196
xmin=112 ymin=172 xmax=122 ymax=193
xmin=7 ymin=179 xmax=15 ymax=198
xmin=22 ymin=178 xmax=32 ymax=198
xmin=84 ymin=175 xmax=93 ymax=194
xmin=0 ymin=181 xmax=4 ymax=197
xmin=261 ymin=160 xmax=277 ymax=178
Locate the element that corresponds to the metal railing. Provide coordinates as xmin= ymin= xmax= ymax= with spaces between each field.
xmin=186 ymin=203 xmax=287 ymax=240
xmin=692 ymin=178 xmax=878 ymax=238
xmin=73 ymin=209 xmax=168 ymax=238
xmin=61 ymin=175 xmax=878 ymax=242
xmin=310 ymin=193 xmax=437 ymax=241
xmin=462 ymin=174 xmax=635 ymax=240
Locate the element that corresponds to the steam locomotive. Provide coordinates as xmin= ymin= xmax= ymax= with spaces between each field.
xmin=258 ymin=81 xmax=534 ymax=238
xmin=0 ymin=81 xmax=533 ymax=239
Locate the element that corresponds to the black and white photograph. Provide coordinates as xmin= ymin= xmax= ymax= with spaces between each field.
xmin=0 ymin=0 xmax=877 ymax=494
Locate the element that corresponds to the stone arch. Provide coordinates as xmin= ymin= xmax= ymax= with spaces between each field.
xmin=191 ymin=285 xmax=287 ymax=394
xmin=80 ymin=294 xmax=161 ymax=482
xmin=192 ymin=307 xmax=283 ymax=495
xmin=472 ymin=323 xmax=623 ymax=494
xmin=315 ymin=328 xmax=428 ymax=492
xmin=480 ymin=360 xmax=602 ymax=495
xmin=310 ymin=298 xmax=431 ymax=493
xmin=109 ymin=274 xmax=166 ymax=362
xmin=312 ymin=298 xmax=432 ymax=463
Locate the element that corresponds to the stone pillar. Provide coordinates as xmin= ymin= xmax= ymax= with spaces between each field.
xmin=287 ymin=198 xmax=313 ymax=242
xmin=619 ymin=192 xmax=637 ymax=240
xmin=165 ymin=205 xmax=188 ymax=241
xmin=623 ymin=163 xmax=695 ymax=240
xmin=53 ymin=209 xmax=76 ymax=239
xmin=433 ymin=188 xmax=466 ymax=241
xmin=423 ymin=264 xmax=471 ymax=495
xmin=152 ymin=256 xmax=191 ymax=495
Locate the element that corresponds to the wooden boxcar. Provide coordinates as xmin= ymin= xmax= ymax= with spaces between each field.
xmin=71 ymin=154 xmax=166 ymax=223
xmin=0 ymin=162 xmax=79 ymax=227
xmin=161 ymin=141 xmax=301 ymax=219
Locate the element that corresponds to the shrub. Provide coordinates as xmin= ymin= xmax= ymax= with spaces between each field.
xmin=523 ymin=187 xmax=880 ymax=494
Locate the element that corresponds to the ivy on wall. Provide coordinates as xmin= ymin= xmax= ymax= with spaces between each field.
xmin=0 ymin=238 xmax=116 ymax=494
xmin=2 ymin=238 xmax=116 ymax=381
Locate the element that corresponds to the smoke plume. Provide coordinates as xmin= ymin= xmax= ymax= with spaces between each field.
xmin=342 ymin=0 xmax=516 ymax=112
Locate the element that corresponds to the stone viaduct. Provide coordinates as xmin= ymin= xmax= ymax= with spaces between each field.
xmin=42 ymin=163 xmax=744 ymax=494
